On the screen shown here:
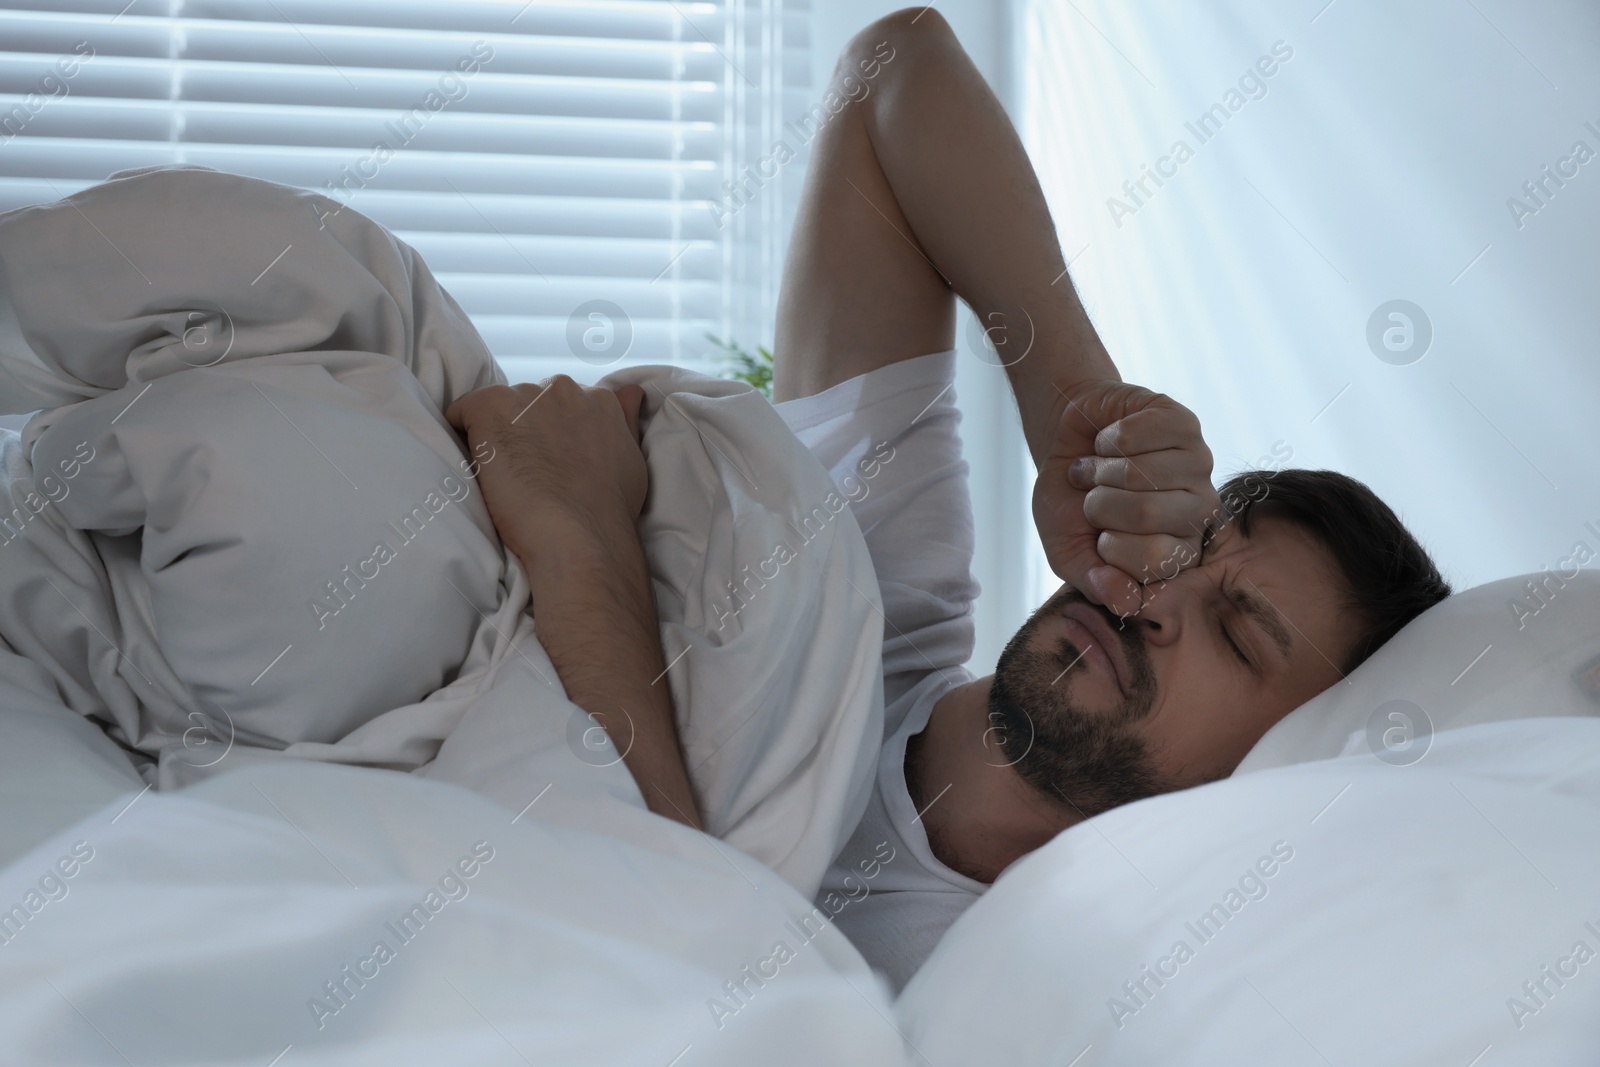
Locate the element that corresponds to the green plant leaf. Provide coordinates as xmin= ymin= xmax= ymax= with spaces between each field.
xmin=707 ymin=333 xmax=775 ymax=399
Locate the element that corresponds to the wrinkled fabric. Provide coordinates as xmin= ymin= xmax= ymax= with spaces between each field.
xmin=0 ymin=166 xmax=881 ymax=896
xmin=0 ymin=760 xmax=906 ymax=1066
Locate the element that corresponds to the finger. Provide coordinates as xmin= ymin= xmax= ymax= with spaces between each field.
xmin=505 ymin=382 xmax=552 ymax=425
xmin=613 ymin=384 xmax=645 ymax=443
xmin=1083 ymin=485 xmax=1215 ymax=539
xmin=1067 ymin=449 xmax=1210 ymax=492
xmin=1084 ymin=563 xmax=1144 ymax=619
xmin=1095 ymin=401 xmax=1205 ymax=458
xmin=1095 ymin=530 xmax=1203 ymax=585
xmin=524 ymin=376 xmax=573 ymax=418
xmin=444 ymin=395 xmax=467 ymax=431
xmin=1041 ymin=537 xmax=1145 ymax=619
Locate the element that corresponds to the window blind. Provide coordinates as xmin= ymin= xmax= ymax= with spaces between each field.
xmin=0 ymin=0 xmax=810 ymax=382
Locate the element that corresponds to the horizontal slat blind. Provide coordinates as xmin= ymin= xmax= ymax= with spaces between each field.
xmin=0 ymin=0 xmax=809 ymax=382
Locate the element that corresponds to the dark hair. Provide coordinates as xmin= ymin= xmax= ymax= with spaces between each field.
xmin=1215 ymin=468 xmax=1451 ymax=674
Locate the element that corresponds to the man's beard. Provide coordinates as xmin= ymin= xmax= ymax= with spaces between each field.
xmin=987 ymin=586 xmax=1165 ymax=820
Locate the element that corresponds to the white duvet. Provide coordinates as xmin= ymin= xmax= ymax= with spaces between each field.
xmin=0 ymin=165 xmax=881 ymax=899
xmin=0 ymin=757 xmax=909 ymax=1066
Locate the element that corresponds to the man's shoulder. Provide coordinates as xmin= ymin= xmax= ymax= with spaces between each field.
xmin=824 ymin=668 xmax=978 ymax=890
xmin=772 ymin=350 xmax=959 ymax=441
xmin=774 ymin=350 xmax=981 ymax=681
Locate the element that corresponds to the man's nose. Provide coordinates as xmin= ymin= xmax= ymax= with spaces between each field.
xmin=1121 ymin=575 xmax=1194 ymax=647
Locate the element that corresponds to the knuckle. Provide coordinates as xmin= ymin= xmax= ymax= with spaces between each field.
xmin=1108 ymin=528 xmax=1132 ymax=551
xmin=1142 ymin=541 xmax=1177 ymax=576
xmin=1082 ymin=486 xmax=1111 ymax=523
xmin=1134 ymin=468 xmax=1159 ymax=494
xmin=1145 ymin=543 xmax=1184 ymax=575
xmin=1130 ymin=492 xmax=1158 ymax=528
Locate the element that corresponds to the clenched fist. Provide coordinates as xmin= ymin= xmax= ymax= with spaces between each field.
xmin=1033 ymin=380 xmax=1220 ymax=617
xmin=444 ymin=375 xmax=648 ymax=570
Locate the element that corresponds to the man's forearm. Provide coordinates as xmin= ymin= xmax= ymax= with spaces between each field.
xmin=771 ymin=12 xmax=1217 ymax=607
xmin=511 ymin=519 xmax=703 ymax=831
xmin=853 ymin=10 xmax=1118 ymax=460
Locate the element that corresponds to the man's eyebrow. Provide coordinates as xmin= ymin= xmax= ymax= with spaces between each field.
xmin=1197 ymin=520 xmax=1293 ymax=663
xmin=1224 ymin=584 xmax=1293 ymax=664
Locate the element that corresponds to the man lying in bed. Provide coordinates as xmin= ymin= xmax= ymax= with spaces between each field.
xmin=447 ymin=8 xmax=1452 ymax=991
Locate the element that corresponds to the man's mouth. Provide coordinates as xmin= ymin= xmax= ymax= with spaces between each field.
xmin=1057 ymin=601 xmax=1130 ymax=698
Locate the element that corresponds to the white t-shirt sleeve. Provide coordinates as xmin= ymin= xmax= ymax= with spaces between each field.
xmin=775 ymin=351 xmax=988 ymax=993
xmin=774 ymin=351 xmax=979 ymax=720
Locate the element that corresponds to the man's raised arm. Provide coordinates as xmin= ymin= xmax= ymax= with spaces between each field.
xmin=775 ymin=8 xmax=1220 ymax=614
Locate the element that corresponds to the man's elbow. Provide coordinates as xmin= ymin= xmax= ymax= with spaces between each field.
xmin=851 ymin=6 xmax=954 ymax=50
xmin=836 ymin=6 xmax=955 ymax=87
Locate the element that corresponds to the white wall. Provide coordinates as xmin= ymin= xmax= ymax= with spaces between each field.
xmin=1017 ymin=0 xmax=1600 ymax=605
xmin=808 ymin=0 xmax=1038 ymax=674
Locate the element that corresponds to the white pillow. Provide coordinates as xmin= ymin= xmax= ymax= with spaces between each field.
xmin=1236 ymin=570 xmax=1600 ymax=774
xmin=898 ymin=716 xmax=1600 ymax=1065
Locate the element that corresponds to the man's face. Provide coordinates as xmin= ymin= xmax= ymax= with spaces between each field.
xmin=988 ymin=512 xmax=1364 ymax=819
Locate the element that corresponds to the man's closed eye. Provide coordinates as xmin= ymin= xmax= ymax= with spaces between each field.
xmin=1221 ymin=620 xmax=1253 ymax=669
